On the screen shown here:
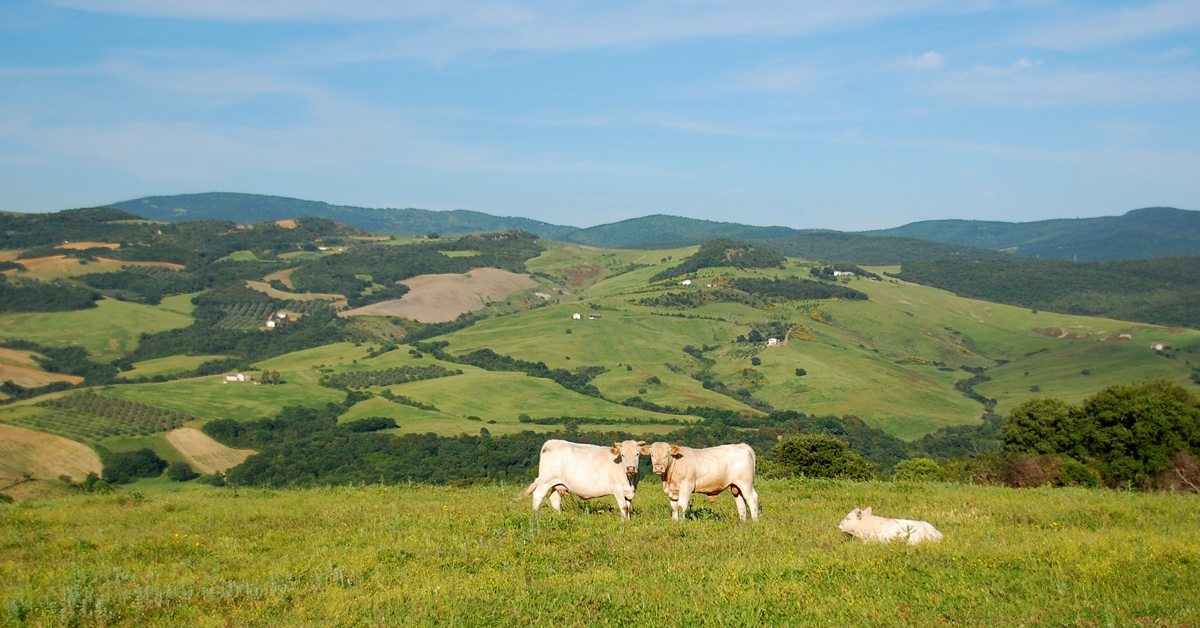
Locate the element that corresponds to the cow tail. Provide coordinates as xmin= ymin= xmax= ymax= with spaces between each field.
xmin=514 ymin=479 xmax=538 ymax=502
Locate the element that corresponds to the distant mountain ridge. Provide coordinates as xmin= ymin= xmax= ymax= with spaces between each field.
xmin=104 ymin=193 xmax=1199 ymax=262
xmin=866 ymin=207 xmax=1200 ymax=261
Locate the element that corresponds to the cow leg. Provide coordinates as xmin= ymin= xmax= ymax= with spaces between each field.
xmin=744 ymin=486 xmax=760 ymax=522
xmin=530 ymin=482 xmax=554 ymax=512
xmin=733 ymin=488 xmax=748 ymax=521
xmin=676 ymin=487 xmax=693 ymax=521
xmin=669 ymin=499 xmax=681 ymax=521
xmin=549 ymin=490 xmax=563 ymax=512
xmin=613 ymin=494 xmax=631 ymax=520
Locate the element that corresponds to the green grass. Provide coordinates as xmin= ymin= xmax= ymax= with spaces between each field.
xmin=0 ymin=298 xmax=194 ymax=360
xmin=2 ymin=479 xmax=1196 ymax=626
xmin=97 ymin=374 xmax=346 ymax=422
xmin=216 ymin=250 xmax=259 ymax=262
xmin=117 ymin=354 xmax=228 ymax=379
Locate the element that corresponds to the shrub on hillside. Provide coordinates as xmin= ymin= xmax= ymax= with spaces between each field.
xmin=893 ymin=457 xmax=943 ymax=482
xmin=347 ymin=417 xmax=399 ymax=432
xmin=167 ymin=461 xmax=199 ymax=482
xmin=771 ymin=434 xmax=875 ymax=480
xmin=101 ymin=449 xmax=168 ymax=484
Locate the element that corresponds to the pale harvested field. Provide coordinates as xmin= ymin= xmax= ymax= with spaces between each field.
xmin=245 ymin=281 xmax=344 ymax=303
xmin=0 ymin=250 xmax=20 ymax=262
xmin=165 ymin=428 xmax=255 ymax=474
xmin=0 ymin=424 xmax=101 ymax=482
xmin=59 ymin=242 xmax=120 ymax=250
xmin=274 ymin=219 xmax=297 ymax=229
xmin=262 ymin=267 xmax=297 ymax=289
xmin=3 ymin=255 xmax=184 ymax=280
xmin=0 ymin=364 xmax=83 ymax=387
xmin=340 ymin=268 xmax=537 ymax=323
xmin=0 ymin=347 xmax=40 ymax=367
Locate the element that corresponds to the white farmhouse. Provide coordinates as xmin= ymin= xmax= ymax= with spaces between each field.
xmin=572 ymin=312 xmax=582 ymax=320
xmin=833 ymin=271 xmax=855 ymax=277
xmin=224 ymin=373 xmax=251 ymax=383
xmin=680 ymin=279 xmax=693 ymax=285
xmin=265 ymin=320 xmax=277 ymax=328
xmin=767 ymin=338 xmax=779 ymax=347
xmin=1152 ymin=343 xmax=1165 ymax=351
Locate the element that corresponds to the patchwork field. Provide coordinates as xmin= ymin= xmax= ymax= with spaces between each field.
xmin=1 ymin=255 xmax=183 ymax=281
xmin=339 ymin=268 xmax=538 ymax=322
xmin=1 ymin=479 xmax=1196 ymax=626
xmin=0 ymin=424 xmax=101 ymax=482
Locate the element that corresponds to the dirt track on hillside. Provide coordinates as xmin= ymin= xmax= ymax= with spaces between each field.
xmin=339 ymin=268 xmax=537 ymax=323
xmin=0 ymin=424 xmax=102 ymax=482
xmin=166 ymin=428 xmax=256 ymax=474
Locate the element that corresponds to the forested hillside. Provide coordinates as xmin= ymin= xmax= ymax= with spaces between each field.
xmin=112 ymin=193 xmax=578 ymax=240
xmin=870 ymin=206 xmax=1200 ymax=261
xmin=896 ymin=255 xmax=1200 ymax=329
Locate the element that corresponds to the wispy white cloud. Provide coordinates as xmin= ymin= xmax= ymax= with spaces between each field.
xmin=1011 ymin=57 xmax=1041 ymax=69
xmin=51 ymin=0 xmax=972 ymax=60
xmin=1018 ymin=0 xmax=1200 ymax=50
xmin=899 ymin=51 xmax=946 ymax=70
xmin=926 ymin=65 xmax=1200 ymax=108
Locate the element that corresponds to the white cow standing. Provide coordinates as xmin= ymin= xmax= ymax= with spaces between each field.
xmin=837 ymin=507 xmax=943 ymax=545
xmin=516 ymin=439 xmax=644 ymax=519
xmin=642 ymin=442 xmax=760 ymax=521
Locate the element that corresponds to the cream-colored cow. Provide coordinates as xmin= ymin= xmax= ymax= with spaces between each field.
xmin=641 ymin=442 xmax=759 ymax=521
xmin=516 ymin=439 xmax=643 ymax=519
xmin=837 ymin=507 xmax=943 ymax=545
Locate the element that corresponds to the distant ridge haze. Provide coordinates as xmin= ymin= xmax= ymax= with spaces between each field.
xmin=105 ymin=193 xmax=1198 ymax=262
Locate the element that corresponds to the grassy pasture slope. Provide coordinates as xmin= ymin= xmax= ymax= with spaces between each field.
xmin=116 ymin=354 xmax=229 ymax=379
xmin=2 ymin=479 xmax=1196 ymax=626
xmin=0 ymin=298 xmax=195 ymax=360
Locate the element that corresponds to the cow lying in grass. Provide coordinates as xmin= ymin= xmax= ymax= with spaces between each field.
xmin=838 ymin=507 xmax=943 ymax=545
xmin=642 ymin=442 xmax=759 ymax=522
xmin=517 ymin=439 xmax=643 ymax=519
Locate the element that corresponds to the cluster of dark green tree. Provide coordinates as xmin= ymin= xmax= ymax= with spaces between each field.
xmin=414 ymin=342 xmax=607 ymax=399
xmin=1001 ymin=380 xmax=1200 ymax=489
xmin=649 ymin=239 xmax=786 ymax=282
xmin=630 ymin=289 xmax=761 ymax=309
xmin=895 ymin=255 xmax=1200 ymax=329
xmin=0 ymin=275 xmax=102 ymax=313
xmin=729 ymin=276 xmax=868 ymax=301
xmin=319 ymin=364 xmax=460 ymax=390
xmin=288 ymin=230 xmax=544 ymax=307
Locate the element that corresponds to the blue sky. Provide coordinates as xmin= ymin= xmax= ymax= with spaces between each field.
xmin=1 ymin=1 xmax=1198 ymax=229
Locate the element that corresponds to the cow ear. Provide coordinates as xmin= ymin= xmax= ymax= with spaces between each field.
xmin=637 ymin=441 xmax=646 ymax=447
xmin=609 ymin=446 xmax=620 ymax=455
xmin=855 ymin=510 xmax=863 ymax=520
xmin=863 ymin=507 xmax=872 ymax=516
xmin=669 ymin=445 xmax=681 ymax=456
xmin=639 ymin=446 xmax=650 ymax=455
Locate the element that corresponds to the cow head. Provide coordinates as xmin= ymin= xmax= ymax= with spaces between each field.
xmin=641 ymin=442 xmax=682 ymax=476
xmin=838 ymin=507 xmax=872 ymax=534
xmin=609 ymin=440 xmax=644 ymax=477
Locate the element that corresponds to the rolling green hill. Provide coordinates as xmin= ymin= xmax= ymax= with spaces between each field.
xmin=110 ymin=192 xmax=579 ymax=240
xmin=868 ymin=206 xmax=1200 ymax=261
xmin=896 ymin=255 xmax=1200 ymax=329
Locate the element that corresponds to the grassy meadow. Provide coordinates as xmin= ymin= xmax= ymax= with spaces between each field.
xmin=1 ymin=478 xmax=1196 ymax=626
xmin=0 ymin=297 xmax=196 ymax=360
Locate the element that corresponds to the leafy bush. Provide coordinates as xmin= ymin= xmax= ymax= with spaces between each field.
xmin=893 ymin=457 xmax=943 ymax=482
xmin=771 ymin=434 xmax=875 ymax=480
xmin=167 ymin=461 xmax=199 ymax=482
xmin=347 ymin=417 xmax=399 ymax=432
xmin=102 ymin=448 xmax=168 ymax=484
